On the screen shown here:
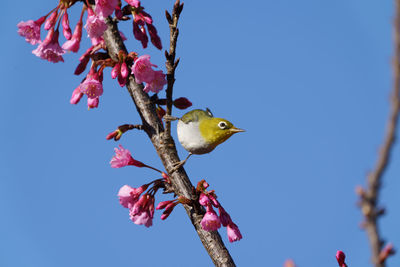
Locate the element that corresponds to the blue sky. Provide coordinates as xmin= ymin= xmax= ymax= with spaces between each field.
xmin=1 ymin=0 xmax=399 ymax=266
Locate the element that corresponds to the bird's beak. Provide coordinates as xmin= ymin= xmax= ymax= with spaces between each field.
xmin=230 ymin=127 xmax=245 ymax=133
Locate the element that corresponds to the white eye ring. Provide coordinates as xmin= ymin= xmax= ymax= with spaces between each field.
xmin=218 ymin=121 xmax=227 ymax=129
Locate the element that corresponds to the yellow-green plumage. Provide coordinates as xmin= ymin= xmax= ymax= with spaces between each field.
xmin=177 ymin=109 xmax=244 ymax=155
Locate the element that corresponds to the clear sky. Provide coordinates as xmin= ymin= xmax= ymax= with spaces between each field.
xmin=1 ymin=0 xmax=399 ymax=266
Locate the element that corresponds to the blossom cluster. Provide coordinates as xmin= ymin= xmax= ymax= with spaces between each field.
xmin=112 ymin=145 xmax=177 ymax=226
xmin=197 ymin=180 xmax=242 ymax=243
xmin=17 ymin=0 xmax=166 ymax=109
xmin=118 ymin=184 xmax=154 ymax=227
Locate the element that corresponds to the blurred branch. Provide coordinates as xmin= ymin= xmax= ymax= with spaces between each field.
xmin=102 ymin=7 xmax=236 ymax=267
xmin=164 ymin=0 xmax=183 ymax=137
xmin=358 ymin=1 xmax=400 ymax=266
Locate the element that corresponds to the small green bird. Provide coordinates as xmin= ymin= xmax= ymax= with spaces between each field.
xmin=170 ymin=108 xmax=244 ymax=170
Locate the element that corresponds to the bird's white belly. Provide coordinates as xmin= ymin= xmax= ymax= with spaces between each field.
xmin=177 ymin=120 xmax=212 ymax=154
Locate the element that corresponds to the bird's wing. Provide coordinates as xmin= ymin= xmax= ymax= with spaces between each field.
xmin=180 ymin=109 xmax=213 ymax=124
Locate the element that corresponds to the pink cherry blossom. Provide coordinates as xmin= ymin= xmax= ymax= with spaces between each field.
xmin=199 ymin=193 xmax=210 ymax=206
xmin=120 ymin=62 xmax=128 ymax=78
xmin=87 ymin=97 xmax=99 ymax=109
xmin=218 ymin=207 xmax=232 ymax=227
xmin=44 ymin=10 xmax=58 ymax=31
xmin=118 ymin=74 xmax=127 ymax=87
xmin=156 ymin=200 xmax=174 ymax=210
xmin=118 ymin=184 xmax=147 ymax=208
xmin=32 ymin=29 xmax=64 ymax=63
xmin=147 ymin=23 xmax=162 ymax=50
xmin=17 ymin=17 xmax=45 ymax=45
xmin=130 ymin=209 xmax=153 ymax=227
xmin=134 ymin=9 xmax=153 ymax=25
xmin=129 ymin=194 xmax=154 ymax=227
xmin=336 ymin=251 xmax=347 ymax=267
xmin=111 ymin=63 xmax=120 ymax=79
xmin=226 ymin=222 xmax=242 ymax=242
xmin=160 ymin=202 xmax=177 ymax=220
xmin=200 ymin=205 xmax=221 ymax=231
xmin=110 ymin=145 xmax=145 ymax=168
xmin=62 ymin=21 xmax=83 ymax=52
xmin=79 ymin=71 xmax=103 ymax=99
xmin=62 ymin=11 xmax=72 ymax=40
xmin=95 ymin=0 xmax=118 ymax=18
xmin=131 ymin=55 xmax=156 ymax=83
xmin=125 ymin=0 xmax=140 ymax=8
xmin=143 ymin=70 xmax=167 ymax=93
xmin=85 ymin=9 xmax=107 ymax=39
xmin=133 ymin=21 xmax=148 ymax=48
xmin=70 ymin=86 xmax=83 ymax=104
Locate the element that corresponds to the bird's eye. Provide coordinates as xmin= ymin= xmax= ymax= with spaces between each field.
xmin=218 ymin=121 xmax=227 ymax=129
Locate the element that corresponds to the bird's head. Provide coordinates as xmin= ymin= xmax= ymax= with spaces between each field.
xmin=199 ymin=117 xmax=245 ymax=147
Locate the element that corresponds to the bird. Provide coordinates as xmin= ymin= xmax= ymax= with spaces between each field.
xmin=167 ymin=108 xmax=244 ymax=172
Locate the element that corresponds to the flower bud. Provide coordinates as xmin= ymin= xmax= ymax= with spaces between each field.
xmin=173 ymin=97 xmax=192 ymax=110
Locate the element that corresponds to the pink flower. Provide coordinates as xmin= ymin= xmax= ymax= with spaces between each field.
xmin=118 ymin=184 xmax=147 ymax=208
xmin=133 ymin=21 xmax=148 ymax=48
xmin=106 ymin=129 xmax=122 ymax=141
xmin=110 ymin=145 xmax=145 ymax=168
xmin=218 ymin=207 xmax=232 ymax=227
xmin=70 ymin=86 xmax=83 ymax=104
xmin=74 ymin=52 xmax=91 ymax=75
xmin=156 ymin=200 xmax=174 ymax=210
xmin=111 ymin=63 xmax=120 ymax=79
xmin=95 ymin=0 xmax=118 ymax=18
xmin=87 ymin=97 xmax=99 ymax=109
xmin=336 ymin=251 xmax=347 ymax=267
xmin=199 ymin=193 xmax=210 ymax=206
xmin=91 ymin=36 xmax=105 ymax=46
xmin=125 ymin=0 xmax=140 ymax=8
xmin=85 ymin=9 xmax=107 ymax=39
xmin=226 ymin=222 xmax=242 ymax=242
xmin=118 ymin=73 xmax=127 ymax=87
xmin=146 ymin=23 xmax=162 ymax=50
xmin=129 ymin=194 xmax=154 ymax=227
xmin=120 ymin=62 xmax=128 ymax=78
xmin=32 ymin=29 xmax=64 ymax=63
xmin=200 ymin=205 xmax=221 ymax=231
xmin=130 ymin=6 xmax=162 ymax=50
xmin=79 ymin=70 xmax=103 ymax=98
xmin=156 ymin=200 xmax=178 ymax=220
xmin=44 ymin=10 xmax=58 ymax=31
xmin=130 ymin=209 xmax=153 ymax=227
xmin=62 ymin=21 xmax=83 ymax=52
xmin=17 ymin=17 xmax=45 ymax=45
xmin=131 ymin=55 xmax=156 ymax=83
xmin=173 ymin=97 xmax=192 ymax=110
xmin=143 ymin=70 xmax=167 ymax=93
xmin=62 ymin=11 xmax=72 ymax=40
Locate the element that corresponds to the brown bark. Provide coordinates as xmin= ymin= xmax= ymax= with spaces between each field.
xmin=102 ymin=16 xmax=236 ymax=267
xmin=359 ymin=1 xmax=400 ymax=266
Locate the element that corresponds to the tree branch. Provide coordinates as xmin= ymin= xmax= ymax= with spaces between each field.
xmin=102 ymin=16 xmax=236 ymax=267
xmin=164 ymin=0 xmax=183 ymax=137
xmin=359 ymin=1 xmax=400 ymax=266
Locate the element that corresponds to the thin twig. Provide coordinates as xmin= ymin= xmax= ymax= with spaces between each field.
xmin=164 ymin=0 xmax=183 ymax=137
xmin=102 ymin=11 xmax=236 ymax=267
xmin=359 ymin=1 xmax=400 ymax=266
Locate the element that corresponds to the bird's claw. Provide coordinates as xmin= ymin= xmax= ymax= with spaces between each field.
xmin=169 ymin=153 xmax=192 ymax=174
xmin=163 ymin=115 xmax=179 ymax=122
xmin=169 ymin=160 xmax=186 ymax=174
